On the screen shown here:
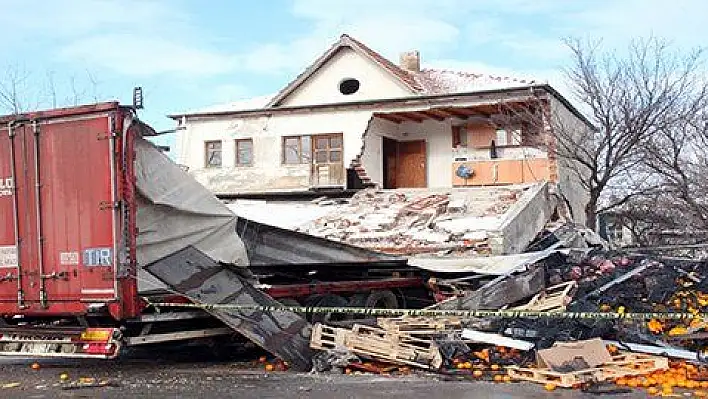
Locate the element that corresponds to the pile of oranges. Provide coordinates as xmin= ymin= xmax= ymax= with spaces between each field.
xmin=614 ymin=361 xmax=708 ymax=396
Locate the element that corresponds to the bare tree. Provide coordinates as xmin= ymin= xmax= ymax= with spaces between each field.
xmin=553 ymin=37 xmax=706 ymax=230
xmin=0 ymin=66 xmax=104 ymax=115
xmin=0 ymin=64 xmax=31 ymax=114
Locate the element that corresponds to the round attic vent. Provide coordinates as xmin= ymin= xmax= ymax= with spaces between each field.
xmin=339 ymin=78 xmax=360 ymax=95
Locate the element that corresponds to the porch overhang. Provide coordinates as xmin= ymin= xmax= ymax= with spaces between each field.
xmin=371 ymin=102 xmax=537 ymax=124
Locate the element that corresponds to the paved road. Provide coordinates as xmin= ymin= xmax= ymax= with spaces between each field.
xmin=0 ymin=348 xmax=650 ymax=398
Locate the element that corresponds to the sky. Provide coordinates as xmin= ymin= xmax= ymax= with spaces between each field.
xmin=1 ymin=0 xmax=707 ymax=150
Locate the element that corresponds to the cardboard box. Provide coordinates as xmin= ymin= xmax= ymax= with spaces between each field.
xmin=536 ymin=338 xmax=612 ymax=371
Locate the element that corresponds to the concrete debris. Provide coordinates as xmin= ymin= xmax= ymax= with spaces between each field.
xmin=300 ymin=185 xmax=536 ymax=256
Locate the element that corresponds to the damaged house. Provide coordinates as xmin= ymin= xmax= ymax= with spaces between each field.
xmin=169 ymin=34 xmax=594 ymax=256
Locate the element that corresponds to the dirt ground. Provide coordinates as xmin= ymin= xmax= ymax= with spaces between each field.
xmin=0 ymin=346 xmax=651 ymax=399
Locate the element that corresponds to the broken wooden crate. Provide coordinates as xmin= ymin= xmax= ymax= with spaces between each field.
xmin=506 ymin=353 xmax=669 ymax=388
xmin=376 ymin=316 xmax=464 ymax=337
xmin=310 ymin=322 xmax=444 ymax=370
xmin=511 ymin=281 xmax=577 ymax=312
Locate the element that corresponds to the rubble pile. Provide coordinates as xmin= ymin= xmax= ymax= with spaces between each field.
xmin=301 ymin=187 xmax=526 ymax=256
xmin=308 ymin=248 xmax=708 ymax=394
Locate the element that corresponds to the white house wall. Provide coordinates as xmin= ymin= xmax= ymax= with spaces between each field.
xmin=549 ymin=97 xmax=592 ymax=225
xmin=179 ymin=109 xmax=374 ymax=194
xmin=278 ymin=47 xmax=414 ymax=107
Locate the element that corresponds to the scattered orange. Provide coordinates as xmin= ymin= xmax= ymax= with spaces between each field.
xmin=493 ymin=375 xmax=503 ymax=382
xmin=30 ymin=363 xmax=40 ymax=371
xmin=463 ymin=362 xmax=472 ymax=369
xmin=264 ymin=364 xmax=275 ymax=372
xmin=472 ymin=370 xmax=483 ymax=378
xmin=616 ymin=378 xmax=628 ymax=386
xmin=695 ymin=391 xmax=708 ymax=397
xmin=544 ymin=383 xmax=557 ymax=391
xmin=503 ymin=375 xmax=512 ymax=383
xmin=490 ymin=364 xmax=500 ymax=371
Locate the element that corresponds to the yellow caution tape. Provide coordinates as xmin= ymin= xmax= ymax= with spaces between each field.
xmin=150 ymin=302 xmax=707 ymax=321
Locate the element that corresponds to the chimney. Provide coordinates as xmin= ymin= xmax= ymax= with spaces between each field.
xmin=399 ymin=50 xmax=420 ymax=72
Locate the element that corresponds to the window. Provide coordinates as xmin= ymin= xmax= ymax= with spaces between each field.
xmin=282 ymin=136 xmax=312 ymax=164
xmin=313 ymin=134 xmax=343 ymax=164
xmin=235 ymin=139 xmax=253 ymax=166
xmin=205 ymin=141 xmax=222 ymax=167
xmin=452 ymin=125 xmax=468 ymax=148
xmin=495 ymin=127 xmax=523 ymax=147
xmin=339 ymin=78 xmax=360 ymax=95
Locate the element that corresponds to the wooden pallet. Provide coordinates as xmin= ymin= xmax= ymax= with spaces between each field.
xmin=310 ymin=323 xmax=351 ymax=350
xmin=347 ymin=324 xmax=443 ymax=369
xmin=506 ymin=365 xmax=604 ymax=388
xmin=377 ymin=316 xmax=463 ymax=336
xmin=601 ymin=353 xmax=669 ymax=378
xmin=512 ymin=281 xmax=577 ymax=312
xmin=310 ymin=323 xmax=443 ymax=370
xmin=506 ymin=352 xmax=669 ymax=387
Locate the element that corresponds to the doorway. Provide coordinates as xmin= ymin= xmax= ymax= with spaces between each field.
xmin=382 ymin=138 xmax=427 ymax=189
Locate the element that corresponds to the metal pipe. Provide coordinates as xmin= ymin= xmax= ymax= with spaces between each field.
xmin=109 ymin=114 xmax=119 ymax=300
xmin=7 ymin=122 xmax=24 ymax=307
xmin=32 ymin=121 xmax=47 ymax=307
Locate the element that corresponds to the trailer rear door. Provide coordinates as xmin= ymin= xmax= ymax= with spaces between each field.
xmin=0 ymin=107 xmax=122 ymax=314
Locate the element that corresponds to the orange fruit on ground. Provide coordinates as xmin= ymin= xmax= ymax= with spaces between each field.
xmin=464 ymin=362 xmax=473 ymax=369
xmin=695 ymin=391 xmax=707 ymax=397
xmin=544 ymin=383 xmax=557 ymax=391
xmin=264 ymin=364 xmax=275 ymax=371
xmin=647 ymin=387 xmax=659 ymax=395
xmin=490 ymin=364 xmax=500 ymax=371
xmin=493 ymin=375 xmax=503 ymax=382
xmin=616 ymin=378 xmax=628 ymax=386
xmin=456 ymin=363 xmax=465 ymax=369
xmin=472 ymin=370 xmax=483 ymax=378
xmin=662 ymin=386 xmax=673 ymax=395
xmin=503 ymin=375 xmax=512 ymax=383
xmin=30 ymin=363 xmax=40 ymax=370
xmin=701 ymin=381 xmax=708 ymax=389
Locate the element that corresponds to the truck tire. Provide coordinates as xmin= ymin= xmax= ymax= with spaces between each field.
xmin=305 ymin=294 xmax=349 ymax=324
xmin=349 ymin=290 xmax=398 ymax=310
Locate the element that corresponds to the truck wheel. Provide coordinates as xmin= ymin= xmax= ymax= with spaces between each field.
xmin=349 ymin=290 xmax=399 ymax=310
xmin=305 ymin=294 xmax=349 ymax=324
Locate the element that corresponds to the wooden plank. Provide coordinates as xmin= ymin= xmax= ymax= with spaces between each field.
xmin=512 ymin=281 xmax=576 ymax=312
xmin=145 ymin=246 xmax=314 ymax=371
xmin=397 ymin=112 xmax=426 ymax=123
xmin=374 ymin=113 xmax=404 ymax=124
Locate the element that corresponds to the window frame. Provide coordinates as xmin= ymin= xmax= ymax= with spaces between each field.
xmin=282 ymin=135 xmax=311 ymax=165
xmin=204 ymin=140 xmax=222 ymax=168
xmin=235 ymin=138 xmax=254 ymax=167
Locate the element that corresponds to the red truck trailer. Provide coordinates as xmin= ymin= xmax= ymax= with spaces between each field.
xmin=0 ymin=102 xmax=431 ymax=363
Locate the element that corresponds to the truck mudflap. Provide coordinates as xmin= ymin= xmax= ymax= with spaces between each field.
xmin=144 ymin=246 xmax=314 ymax=371
xmin=0 ymin=326 xmax=122 ymax=359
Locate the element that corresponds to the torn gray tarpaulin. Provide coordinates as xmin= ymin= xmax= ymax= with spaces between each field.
xmin=409 ymin=243 xmax=565 ymax=275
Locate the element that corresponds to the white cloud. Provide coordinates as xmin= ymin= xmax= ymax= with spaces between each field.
xmin=60 ymin=35 xmax=239 ymax=76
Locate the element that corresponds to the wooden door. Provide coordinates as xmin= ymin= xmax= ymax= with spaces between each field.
xmin=396 ymin=140 xmax=427 ymax=188
xmin=311 ymin=134 xmax=344 ymax=187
